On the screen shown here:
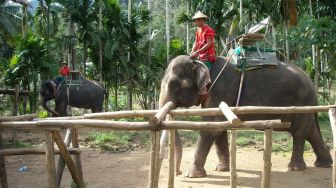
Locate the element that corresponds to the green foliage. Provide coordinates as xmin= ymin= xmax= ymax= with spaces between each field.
xmin=3 ymin=31 xmax=50 ymax=85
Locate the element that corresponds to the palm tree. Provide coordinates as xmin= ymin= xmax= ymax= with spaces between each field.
xmin=0 ymin=1 xmax=22 ymax=40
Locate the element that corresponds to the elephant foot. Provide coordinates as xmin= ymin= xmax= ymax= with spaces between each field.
xmin=176 ymin=169 xmax=182 ymax=176
xmin=215 ymin=161 xmax=230 ymax=172
xmin=314 ymin=157 xmax=332 ymax=168
xmin=185 ymin=166 xmax=206 ymax=178
xmin=288 ymin=159 xmax=307 ymax=171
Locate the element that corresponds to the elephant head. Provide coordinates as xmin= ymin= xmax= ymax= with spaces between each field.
xmin=159 ymin=55 xmax=211 ymax=108
xmin=39 ymin=80 xmax=60 ymax=116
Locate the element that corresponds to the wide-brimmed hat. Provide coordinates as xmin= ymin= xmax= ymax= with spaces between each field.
xmin=62 ymin=61 xmax=68 ymax=64
xmin=192 ymin=11 xmax=208 ymax=20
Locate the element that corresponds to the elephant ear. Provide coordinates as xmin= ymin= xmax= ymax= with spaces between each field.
xmin=192 ymin=60 xmax=211 ymax=95
xmin=48 ymin=80 xmax=57 ymax=98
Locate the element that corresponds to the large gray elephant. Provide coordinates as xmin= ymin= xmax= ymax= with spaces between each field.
xmin=39 ymin=78 xmax=104 ymax=117
xmin=159 ymin=55 xmax=332 ymax=178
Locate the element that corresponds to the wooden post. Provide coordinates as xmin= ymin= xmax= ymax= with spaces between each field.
xmin=56 ymin=129 xmax=73 ymax=188
xmin=71 ymin=129 xmax=84 ymax=187
xmin=0 ymin=129 xmax=8 ymax=188
xmin=167 ymin=115 xmax=175 ymax=188
xmin=52 ymin=131 xmax=85 ymax=188
xmin=219 ymin=102 xmax=241 ymax=126
xmin=149 ymin=102 xmax=174 ymax=188
xmin=230 ymin=130 xmax=237 ymax=188
xmin=45 ymin=131 xmax=57 ymax=188
xmin=261 ymin=129 xmax=272 ymax=188
xmin=328 ymin=108 xmax=336 ymax=188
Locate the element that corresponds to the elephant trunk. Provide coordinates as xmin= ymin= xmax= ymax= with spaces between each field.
xmin=39 ymin=95 xmax=60 ymax=117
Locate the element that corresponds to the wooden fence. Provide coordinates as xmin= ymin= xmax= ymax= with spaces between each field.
xmin=0 ymin=103 xmax=336 ymax=188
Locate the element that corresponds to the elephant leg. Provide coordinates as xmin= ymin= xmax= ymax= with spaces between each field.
xmin=214 ymin=131 xmax=230 ymax=172
xmin=288 ymin=134 xmax=306 ymax=171
xmin=175 ymin=131 xmax=182 ymax=175
xmin=186 ymin=131 xmax=217 ymax=178
xmin=306 ymin=120 xmax=332 ymax=168
xmin=55 ymin=101 xmax=67 ymax=117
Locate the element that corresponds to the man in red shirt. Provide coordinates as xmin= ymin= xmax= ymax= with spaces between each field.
xmin=59 ymin=61 xmax=69 ymax=77
xmin=190 ymin=11 xmax=216 ymax=70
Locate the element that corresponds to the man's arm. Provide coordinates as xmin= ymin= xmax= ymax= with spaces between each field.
xmin=190 ymin=37 xmax=213 ymax=57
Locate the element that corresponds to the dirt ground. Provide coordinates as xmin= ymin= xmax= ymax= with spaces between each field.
xmin=3 ymin=130 xmax=333 ymax=188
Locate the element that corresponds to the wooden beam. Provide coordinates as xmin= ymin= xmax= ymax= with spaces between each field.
xmin=0 ymin=114 xmax=37 ymax=122
xmin=81 ymin=105 xmax=336 ymax=119
xmin=230 ymin=130 xmax=237 ymax=188
xmin=71 ymin=129 xmax=84 ymax=187
xmin=149 ymin=102 xmax=174 ymax=126
xmin=0 ymin=130 xmax=8 ymax=188
xmin=56 ymin=129 xmax=73 ymax=188
xmin=2 ymin=119 xmax=290 ymax=131
xmin=0 ymin=89 xmax=29 ymax=96
xmin=219 ymin=102 xmax=241 ymax=126
xmin=149 ymin=102 xmax=174 ymax=188
xmin=168 ymin=128 xmax=175 ymax=188
xmin=52 ymin=131 xmax=85 ymax=188
xmin=261 ymin=129 xmax=272 ymax=188
xmin=45 ymin=131 xmax=57 ymax=188
xmin=0 ymin=148 xmax=80 ymax=156
xmin=328 ymin=108 xmax=336 ymax=188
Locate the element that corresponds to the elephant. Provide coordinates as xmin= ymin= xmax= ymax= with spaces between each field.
xmin=39 ymin=77 xmax=105 ymax=117
xmin=158 ymin=55 xmax=332 ymax=178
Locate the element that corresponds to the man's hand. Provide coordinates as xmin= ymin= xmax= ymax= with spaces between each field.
xmin=190 ymin=51 xmax=198 ymax=58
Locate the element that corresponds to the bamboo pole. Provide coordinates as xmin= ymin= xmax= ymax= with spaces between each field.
xmin=0 ymin=129 xmax=8 ymax=188
xmin=230 ymin=130 xmax=237 ymax=188
xmin=0 ymin=114 xmax=37 ymax=122
xmin=56 ymin=129 xmax=73 ymax=188
xmin=45 ymin=131 xmax=57 ymax=188
xmin=149 ymin=102 xmax=174 ymax=188
xmin=261 ymin=129 xmax=272 ymax=188
xmin=167 ymin=115 xmax=175 ymax=188
xmin=328 ymin=108 xmax=336 ymax=188
xmin=219 ymin=102 xmax=241 ymax=126
xmin=71 ymin=129 xmax=84 ymax=187
xmin=2 ymin=119 xmax=290 ymax=131
xmin=52 ymin=131 xmax=84 ymax=188
xmin=0 ymin=148 xmax=80 ymax=156
xmin=81 ymin=105 xmax=336 ymax=119
xmin=0 ymin=89 xmax=30 ymax=96
xmin=0 ymin=121 xmax=60 ymax=131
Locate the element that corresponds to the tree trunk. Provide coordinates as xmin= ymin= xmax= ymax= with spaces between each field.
xmin=70 ymin=20 xmax=76 ymax=70
xmin=82 ymin=40 xmax=87 ymax=76
xmin=127 ymin=0 xmax=133 ymax=110
xmin=284 ymin=22 xmax=289 ymax=63
xmin=165 ymin=0 xmax=170 ymax=64
xmin=99 ymin=3 xmax=103 ymax=83
xmin=239 ymin=0 xmax=244 ymax=29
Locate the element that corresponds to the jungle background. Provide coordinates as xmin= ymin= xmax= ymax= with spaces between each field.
xmin=1 ymin=0 xmax=336 ymax=187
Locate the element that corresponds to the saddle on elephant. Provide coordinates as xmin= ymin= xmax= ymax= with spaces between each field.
xmin=227 ymin=16 xmax=279 ymax=72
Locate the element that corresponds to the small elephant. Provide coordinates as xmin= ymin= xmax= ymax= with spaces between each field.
xmin=39 ymin=77 xmax=104 ymax=117
xmin=159 ymin=55 xmax=332 ymax=178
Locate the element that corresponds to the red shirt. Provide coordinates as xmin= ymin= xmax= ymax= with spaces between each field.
xmin=195 ymin=25 xmax=216 ymax=62
xmin=60 ymin=66 xmax=69 ymax=76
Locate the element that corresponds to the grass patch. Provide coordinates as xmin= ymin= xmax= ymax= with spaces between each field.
xmin=4 ymin=140 xmax=32 ymax=148
xmin=84 ymin=131 xmax=150 ymax=152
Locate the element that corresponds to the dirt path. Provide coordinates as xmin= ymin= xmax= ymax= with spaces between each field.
xmin=5 ymin=146 xmax=332 ymax=188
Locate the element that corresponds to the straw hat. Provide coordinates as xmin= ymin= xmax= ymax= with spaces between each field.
xmin=192 ymin=11 xmax=208 ymax=20
xmin=62 ymin=61 xmax=68 ymax=65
